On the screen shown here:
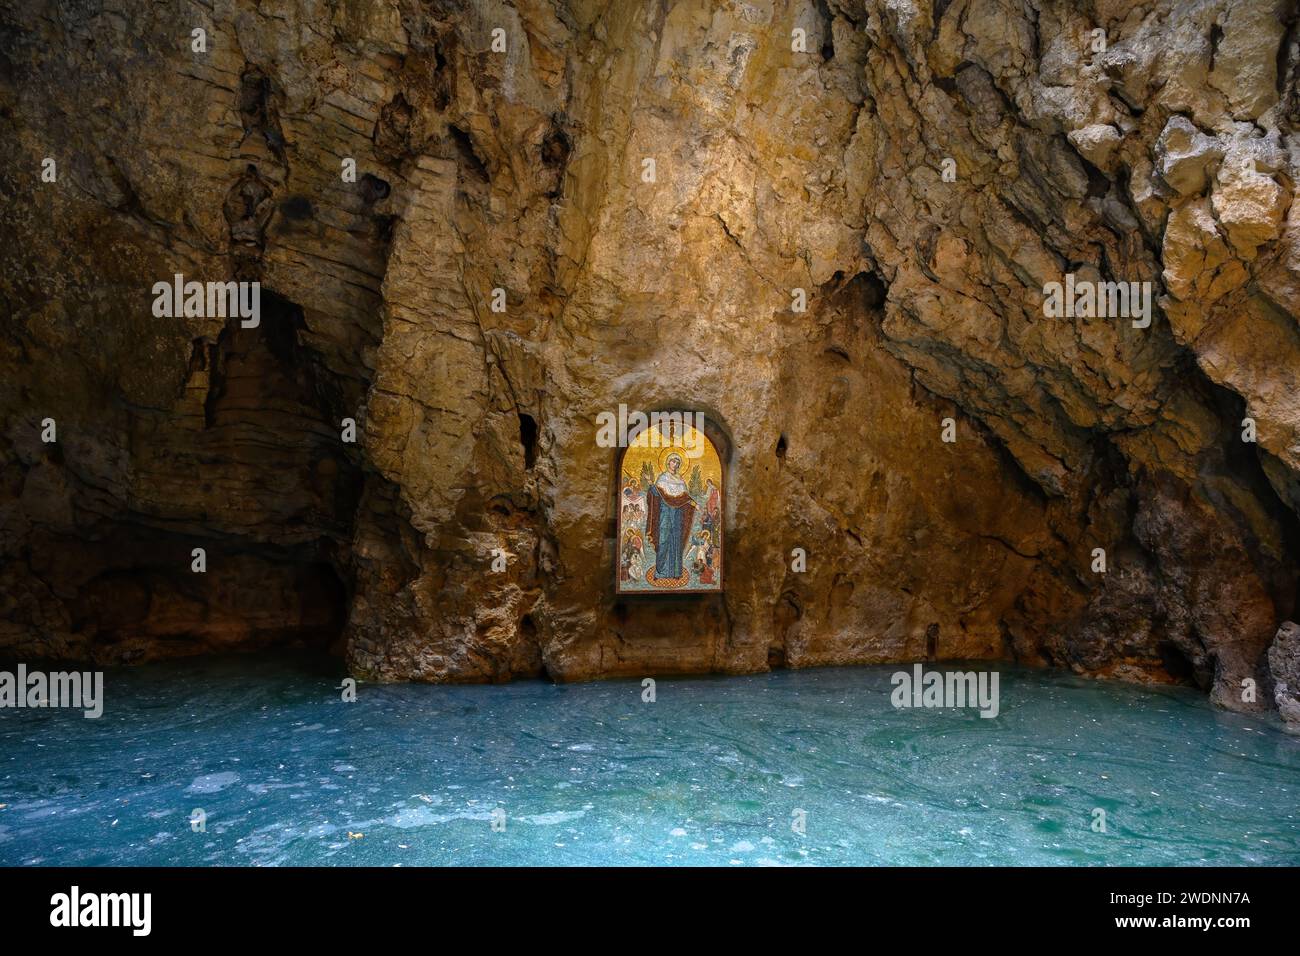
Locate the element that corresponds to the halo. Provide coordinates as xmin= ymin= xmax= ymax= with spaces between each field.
xmin=658 ymin=447 xmax=687 ymax=475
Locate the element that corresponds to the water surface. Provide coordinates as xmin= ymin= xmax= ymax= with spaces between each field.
xmin=1 ymin=658 xmax=1297 ymax=866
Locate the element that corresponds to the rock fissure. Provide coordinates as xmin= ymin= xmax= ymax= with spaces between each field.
xmin=1 ymin=0 xmax=1298 ymax=716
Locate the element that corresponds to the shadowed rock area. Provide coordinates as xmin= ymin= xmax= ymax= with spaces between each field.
xmin=1 ymin=0 xmax=1298 ymax=714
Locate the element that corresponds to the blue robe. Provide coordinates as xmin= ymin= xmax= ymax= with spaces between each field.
xmin=647 ymin=478 xmax=695 ymax=579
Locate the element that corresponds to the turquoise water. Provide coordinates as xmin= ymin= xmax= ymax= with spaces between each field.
xmin=1 ymin=658 xmax=1298 ymax=866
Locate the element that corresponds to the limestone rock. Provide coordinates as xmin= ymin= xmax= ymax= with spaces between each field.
xmin=1161 ymin=198 xmax=1240 ymax=305
xmin=1155 ymin=116 xmax=1223 ymax=197
xmin=0 ymin=0 xmax=1297 ymax=719
xmin=1207 ymin=0 xmax=1287 ymax=120
xmin=1268 ymin=621 xmax=1300 ymax=732
xmin=1211 ymin=158 xmax=1287 ymax=260
xmin=1068 ymin=123 xmax=1123 ymax=173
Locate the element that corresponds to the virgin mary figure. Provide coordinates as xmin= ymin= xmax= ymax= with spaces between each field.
xmin=645 ymin=452 xmax=696 ymax=583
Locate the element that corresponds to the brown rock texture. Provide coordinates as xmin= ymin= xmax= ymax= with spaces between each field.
xmin=1 ymin=0 xmax=1298 ymax=713
xmin=1269 ymin=620 xmax=1300 ymax=731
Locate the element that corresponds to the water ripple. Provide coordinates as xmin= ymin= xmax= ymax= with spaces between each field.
xmin=0 ymin=658 xmax=1297 ymax=865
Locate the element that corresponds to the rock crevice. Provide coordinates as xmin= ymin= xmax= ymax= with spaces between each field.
xmin=1 ymin=0 xmax=1297 ymax=715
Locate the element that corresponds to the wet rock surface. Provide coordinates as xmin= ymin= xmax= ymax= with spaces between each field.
xmin=0 ymin=1 xmax=1297 ymax=713
xmin=1269 ymin=620 xmax=1300 ymax=731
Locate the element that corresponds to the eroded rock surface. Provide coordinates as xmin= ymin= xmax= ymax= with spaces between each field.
xmin=1269 ymin=620 xmax=1300 ymax=731
xmin=1 ymin=0 xmax=1298 ymax=713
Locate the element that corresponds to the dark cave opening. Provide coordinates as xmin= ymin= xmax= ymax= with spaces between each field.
xmin=359 ymin=172 xmax=390 ymax=203
xmin=1191 ymin=351 xmax=1300 ymax=623
xmin=821 ymin=269 xmax=889 ymax=320
xmin=541 ymin=124 xmax=570 ymax=169
xmin=518 ymin=412 xmax=539 ymax=470
xmin=770 ymin=591 xmax=801 ymax=668
xmin=1158 ymin=640 xmax=1197 ymax=685
xmin=61 ymin=531 xmax=350 ymax=664
xmin=925 ymin=623 xmax=940 ymax=660
xmin=541 ymin=121 xmax=571 ymax=198
xmin=84 ymin=290 xmax=364 ymax=663
xmin=814 ymin=0 xmax=835 ymax=61
xmin=449 ymin=124 xmax=489 ymax=182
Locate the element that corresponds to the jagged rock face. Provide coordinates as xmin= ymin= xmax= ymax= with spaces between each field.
xmin=1 ymin=1 xmax=1297 ymax=711
xmin=1269 ymin=620 xmax=1300 ymax=731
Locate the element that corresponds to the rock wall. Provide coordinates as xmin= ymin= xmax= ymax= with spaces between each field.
xmin=1 ymin=0 xmax=1297 ymax=712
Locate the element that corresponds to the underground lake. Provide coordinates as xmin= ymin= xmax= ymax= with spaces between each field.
xmin=1 ymin=657 xmax=1297 ymax=867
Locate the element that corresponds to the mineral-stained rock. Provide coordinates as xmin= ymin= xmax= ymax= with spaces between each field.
xmin=1211 ymin=158 xmax=1288 ymax=261
xmin=1268 ymin=621 xmax=1300 ymax=732
xmin=1068 ymin=123 xmax=1123 ymax=173
xmin=1 ymin=0 xmax=1298 ymax=715
xmin=1155 ymin=116 xmax=1223 ymax=198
